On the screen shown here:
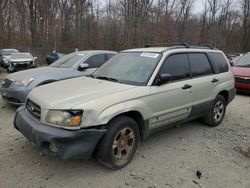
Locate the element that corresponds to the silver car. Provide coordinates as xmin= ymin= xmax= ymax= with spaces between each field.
xmin=7 ymin=52 xmax=37 ymax=72
xmin=0 ymin=49 xmax=19 ymax=68
xmin=0 ymin=50 xmax=116 ymax=105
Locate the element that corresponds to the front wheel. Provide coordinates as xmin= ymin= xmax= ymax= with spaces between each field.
xmin=203 ymin=95 xmax=226 ymax=127
xmin=95 ymin=116 xmax=140 ymax=169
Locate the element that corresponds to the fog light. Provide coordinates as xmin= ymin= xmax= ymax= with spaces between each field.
xmin=49 ymin=143 xmax=59 ymax=153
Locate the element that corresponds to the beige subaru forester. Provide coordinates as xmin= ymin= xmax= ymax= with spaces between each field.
xmin=14 ymin=44 xmax=236 ymax=169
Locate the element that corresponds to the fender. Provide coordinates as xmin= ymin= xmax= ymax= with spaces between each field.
xmin=96 ymin=99 xmax=152 ymax=125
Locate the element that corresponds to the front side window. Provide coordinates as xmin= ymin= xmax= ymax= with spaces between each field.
xmin=189 ymin=53 xmax=213 ymax=77
xmin=93 ymin=52 xmax=161 ymax=85
xmin=50 ymin=52 xmax=86 ymax=68
xmin=85 ymin=54 xmax=107 ymax=68
xmin=160 ymin=54 xmax=190 ymax=82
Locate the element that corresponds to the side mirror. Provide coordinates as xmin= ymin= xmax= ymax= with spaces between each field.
xmin=156 ymin=74 xmax=171 ymax=85
xmin=78 ymin=63 xmax=89 ymax=70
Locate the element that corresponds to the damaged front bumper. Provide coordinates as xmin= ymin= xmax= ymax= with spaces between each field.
xmin=14 ymin=106 xmax=107 ymax=159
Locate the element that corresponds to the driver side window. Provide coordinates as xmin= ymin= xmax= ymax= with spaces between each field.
xmin=160 ymin=54 xmax=190 ymax=82
xmin=84 ymin=54 xmax=107 ymax=68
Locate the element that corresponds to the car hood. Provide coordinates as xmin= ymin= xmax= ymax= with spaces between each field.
xmin=6 ymin=66 xmax=73 ymax=81
xmin=10 ymin=58 xmax=33 ymax=62
xmin=28 ymin=77 xmax=137 ymax=109
xmin=232 ymin=67 xmax=250 ymax=77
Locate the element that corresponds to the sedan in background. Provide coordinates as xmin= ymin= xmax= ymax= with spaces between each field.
xmin=46 ymin=51 xmax=65 ymax=65
xmin=0 ymin=50 xmax=116 ymax=105
xmin=232 ymin=52 xmax=250 ymax=93
xmin=6 ymin=52 xmax=37 ymax=72
xmin=0 ymin=49 xmax=19 ymax=68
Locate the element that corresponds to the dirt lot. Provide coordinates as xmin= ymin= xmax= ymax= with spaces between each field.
xmin=0 ymin=71 xmax=249 ymax=188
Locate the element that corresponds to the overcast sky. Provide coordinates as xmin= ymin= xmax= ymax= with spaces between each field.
xmin=193 ymin=0 xmax=241 ymax=14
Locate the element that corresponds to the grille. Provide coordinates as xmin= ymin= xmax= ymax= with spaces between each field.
xmin=1 ymin=78 xmax=14 ymax=88
xmin=235 ymin=77 xmax=250 ymax=84
xmin=26 ymin=99 xmax=41 ymax=120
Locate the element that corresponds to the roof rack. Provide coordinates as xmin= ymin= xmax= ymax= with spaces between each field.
xmin=145 ymin=42 xmax=215 ymax=50
xmin=145 ymin=42 xmax=190 ymax=48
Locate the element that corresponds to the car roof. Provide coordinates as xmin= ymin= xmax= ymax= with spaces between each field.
xmin=2 ymin=49 xmax=19 ymax=51
xmin=75 ymin=50 xmax=117 ymax=55
xmin=122 ymin=46 xmax=221 ymax=53
xmin=122 ymin=47 xmax=169 ymax=53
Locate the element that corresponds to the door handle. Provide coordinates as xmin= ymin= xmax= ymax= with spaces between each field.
xmin=212 ymin=78 xmax=219 ymax=83
xmin=182 ymin=84 xmax=192 ymax=90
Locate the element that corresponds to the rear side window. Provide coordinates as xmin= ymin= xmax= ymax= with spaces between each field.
xmin=207 ymin=52 xmax=229 ymax=73
xmin=188 ymin=53 xmax=213 ymax=77
xmin=161 ymin=54 xmax=190 ymax=82
xmin=85 ymin=54 xmax=107 ymax=68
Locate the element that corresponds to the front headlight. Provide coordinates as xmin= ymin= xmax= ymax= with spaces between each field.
xmin=45 ymin=110 xmax=83 ymax=128
xmin=3 ymin=58 xmax=9 ymax=64
xmin=11 ymin=78 xmax=34 ymax=88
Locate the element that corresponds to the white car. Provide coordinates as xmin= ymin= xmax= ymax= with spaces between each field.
xmin=0 ymin=49 xmax=19 ymax=68
xmin=5 ymin=52 xmax=37 ymax=72
xmin=14 ymin=44 xmax=236 ymax=169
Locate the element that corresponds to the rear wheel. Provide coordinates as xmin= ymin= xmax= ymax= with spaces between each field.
xmin=95 ymin=116 xmax=140 ymax=169
xmin=203 ymin=95 xmax=226 ymax=127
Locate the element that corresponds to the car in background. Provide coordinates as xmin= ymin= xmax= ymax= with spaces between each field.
xmin=6 ymin=52 xmax=37 ymax=72
xmin=232 ymin=54 xmax=244 ymax=65
xmin=0 ymin=50 xmax=116 ymax=105
xmin=232 ymin=52 xmax=250 ymax=93
xmin=0 ymin=49 xmax=19 ymax=67
xmin=46 ymin=51 xmax=65 ymax=65
xmin=226 ymin=53 xmax=244 ymax=66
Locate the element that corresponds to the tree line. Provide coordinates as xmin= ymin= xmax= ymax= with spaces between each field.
xmin=0 ymin=0 xmax=250 ymax=59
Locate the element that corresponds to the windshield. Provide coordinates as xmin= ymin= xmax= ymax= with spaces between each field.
xmin=50 ymin=52 xmax=86 ymax=68
xmin=232 ymin=56 xmax=242 ymax=64
xmin=3 ymin=49 xmax=18 ymax=56
xmin=11 ymin=53 xmax=33 ymax=59
xmin=235 ymin=53 xmax=250 ymax=67
xmin=93 ymin=52 xmax=162 ymax=85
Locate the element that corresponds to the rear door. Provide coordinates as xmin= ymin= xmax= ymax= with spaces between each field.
xmin=148 ymin=53 xmax=194 ymax=129
xmin=188 ymin=53 xmax=215 ymax=106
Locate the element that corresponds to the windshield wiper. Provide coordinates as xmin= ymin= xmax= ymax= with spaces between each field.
xmin=88 ymin=74 xmax=95 ymax=78
xmin=95 ymin=76 xmax=119 ymax=83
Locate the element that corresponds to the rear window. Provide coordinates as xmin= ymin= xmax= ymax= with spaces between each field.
xmin=188 ymin=53 xmax=213 ymax=77
xmin=208 ymin=52 xmax=229 ymax=73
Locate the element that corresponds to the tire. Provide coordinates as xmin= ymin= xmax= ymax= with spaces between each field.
xmin=203 ymin=95 xmax=226 ymax=127
xmin=95 ymin=116 xmax=140 ymax=170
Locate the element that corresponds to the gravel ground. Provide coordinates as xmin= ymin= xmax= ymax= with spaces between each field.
xmin=0 ymin=71 xmax=249 ymax=188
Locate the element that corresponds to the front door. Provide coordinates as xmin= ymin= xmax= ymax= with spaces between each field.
xmin=147 ymin=53 xmax=193 ymax=130
xmin=73 ymin=54 xmax=108 ymax=77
